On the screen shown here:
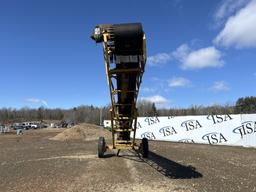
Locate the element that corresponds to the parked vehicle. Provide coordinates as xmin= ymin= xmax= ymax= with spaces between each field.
xmin=0 ymin=124 xmax=5 ymax=133
xmin=67 ymin=121 xmax=75 ymax=128
xmin=30 ymin=124 xmax=39 ymax=129
xmin=23 ymin=122 xmax=33 ymax=130
xmin=13 ymin=125 xmax=24 ymax=130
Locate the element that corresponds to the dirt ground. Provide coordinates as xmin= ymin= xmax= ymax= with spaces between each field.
xmin=0 ymin=124 xmax=255 ymax=192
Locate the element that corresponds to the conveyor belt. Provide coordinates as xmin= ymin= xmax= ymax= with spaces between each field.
xmin=91 ymin=23 xmax=146 ymax=149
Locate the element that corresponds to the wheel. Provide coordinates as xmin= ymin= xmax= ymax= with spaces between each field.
xmin=141 ymin=138 xmax=149 ymax=158
xmin=98 ymin=137 xmax=106 ymax=158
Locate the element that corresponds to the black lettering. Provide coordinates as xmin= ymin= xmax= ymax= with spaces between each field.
xmin=208 ymin=114 xmax=233 ymax=125
xmin=155 ymin=116 xmax=160 ymax=123
xmin=183 ymin=123 xmax=189 ymax=131
xmin=219 ymin=133 xmax=227 ymax=143
xmin=203 ymin=132 xmax=227 ymax=144
xmin=210 ymin=134 xmax=218 ymax=144
xmin=188 ymin=121 xmax=194 ymax=129
xmin=215 ymin=115 xmax=224 ymax=123
xmin=137 ymin=122 xmax=142 ymax=129
xmin=141 ymin=132 xmax=156 ymax=140
xmin=144 ymin=117 xmax=150 ymax=126
xmin=246 ymin=123 xmax=253 ymax=134
xmin=164 ymin=127 xmax=171 ymax=137
xmin=206 ymin=135 xmax=212 ymax=144
xmin=150 ymin=117 xmax=155 ymax=125
xmin=195 ymin=120 xmax=202 ymax=128
xmin=238 ymin=127 xmax=244 ymax=138
xmin=225 ymin=114 xmax=233 ymax=121
xmin=159 ymin=127 xmax=177 ymax=137
xmin=144 ymin=117 xmax=160 ymax=126
xmin=182 ymin=120 xmax=202 ymax=131
xmin=151 ymin=132 xmax=156 ymax=139
xmin=207 ymin=115 xmax=216 ymax=124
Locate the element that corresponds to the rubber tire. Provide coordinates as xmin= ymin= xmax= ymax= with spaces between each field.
xmin=98 ymin=137 xmax=105 ymax=158
xmin=142 ymin=138 xmax=149 ymax=158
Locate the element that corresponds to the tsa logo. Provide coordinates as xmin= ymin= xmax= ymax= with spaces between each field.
xmin=202 ymin=132 xmax=227 ymax=144
xmin=233 ymin=121 xmax=256 ymax=138
xmin=141 ymin=132 xmax=156 ymax=140
xmin=144 ymin=116 xmax=160 ymax=126
xmin=207 ymin=114 xmax=233 ymax=125
xmin=159 ymin=126 xmax=177 ymax=137
xmin=181 ymin=120 xmax=202 ymax=131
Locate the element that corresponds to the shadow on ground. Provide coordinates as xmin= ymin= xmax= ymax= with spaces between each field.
xmin=146 ymin=151 xmax=202 ymax=179
xmin=120 ymin=150 xmax=203 ymax=179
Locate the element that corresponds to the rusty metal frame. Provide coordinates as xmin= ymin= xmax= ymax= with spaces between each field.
xmin=101 ymin=32 xmax=146 ymax=151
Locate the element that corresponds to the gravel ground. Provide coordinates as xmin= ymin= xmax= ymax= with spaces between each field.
xmin=0 ymin=126 xmax=255 ymax=192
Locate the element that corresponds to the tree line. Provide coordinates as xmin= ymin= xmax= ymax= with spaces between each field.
xmin=0 ymin=96 xmax=255 ymax=125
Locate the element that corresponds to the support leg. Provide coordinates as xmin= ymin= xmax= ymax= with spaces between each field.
xmin=117 ymin=149 xmax=121 ymax=156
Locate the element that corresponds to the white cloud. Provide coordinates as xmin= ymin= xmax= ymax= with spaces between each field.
xmin=168 ymin=77 xmax=191 ymax=87
xmin=173 ymin=44 xmax=224 ymax=70
xmin=147 ymin=52 xmax=172 ymax=67
xmin=27 ymin=98 xmax=48 ymax=106
xmin=141 ymin=87 xmax=156 ymax=93
xmin=151 ymin=77 xmax=161 ymax=81
xmin=172 ymin=44 xmax=190 ymax=61
xmin=148 ymin=43 xmax=224 ymax=70
xmin=210 ymin=81 xmax=230 ymax=92
xmin=170 ymin=0 xmax=184 ymax=10
xmin=140 ymin=95 xmax=170 ymax=106
xmin=214 ymin=0 xmax=256 ymax=48
xmin=214 ymin=0 xmax=250 ymax=23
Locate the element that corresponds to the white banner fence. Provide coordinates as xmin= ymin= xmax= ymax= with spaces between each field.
xmin=104 ymin=114 xmax=256 ymax=148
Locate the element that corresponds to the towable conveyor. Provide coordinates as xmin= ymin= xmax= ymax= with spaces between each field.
xmin=91 ymin=23 xmax=148 ymax=158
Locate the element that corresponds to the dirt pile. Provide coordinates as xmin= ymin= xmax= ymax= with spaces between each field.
xmin=50 ymin=123 xmax=111 ymax=141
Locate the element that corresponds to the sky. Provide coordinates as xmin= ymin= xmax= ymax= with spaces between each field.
xmin=0 ymin=0 xmax=256 ymax=109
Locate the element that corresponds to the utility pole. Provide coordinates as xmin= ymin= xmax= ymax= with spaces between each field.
xmin=99 ymin=108 xmax=103 ymax=126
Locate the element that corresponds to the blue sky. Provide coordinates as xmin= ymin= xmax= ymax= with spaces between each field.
xmin=0 ymin=0 xmax=255 ymax=109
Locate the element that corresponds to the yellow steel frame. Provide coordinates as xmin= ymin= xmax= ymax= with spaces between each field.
xmin=102 ymin=32 xmax=146 ymax=150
